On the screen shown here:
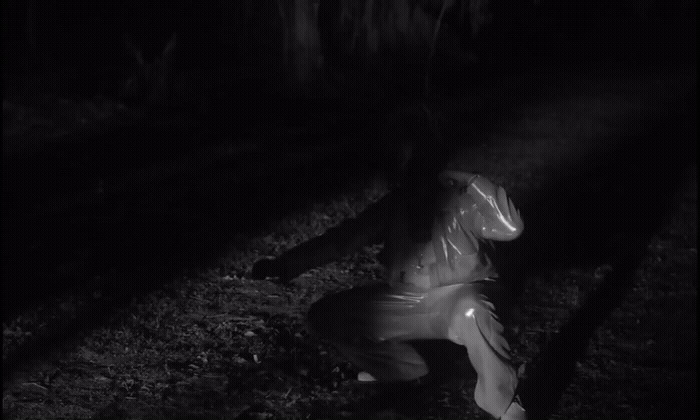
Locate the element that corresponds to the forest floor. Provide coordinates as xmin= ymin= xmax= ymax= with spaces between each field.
xmin=2 ymin=69 xmax=697 ymax=420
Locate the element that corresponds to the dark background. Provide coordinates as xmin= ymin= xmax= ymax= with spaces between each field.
xmin=3 ymin=1 xmax=694 ymax=97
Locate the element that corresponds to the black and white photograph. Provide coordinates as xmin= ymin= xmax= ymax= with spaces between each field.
xmin=2 ymin=1 xmax=696 ymax=419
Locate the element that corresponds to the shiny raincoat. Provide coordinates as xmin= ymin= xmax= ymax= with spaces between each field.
xmin=253 ymin=170 xmax=524 ymax=419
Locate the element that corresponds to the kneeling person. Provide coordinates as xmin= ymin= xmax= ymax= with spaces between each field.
xmin=255 ymin=170 xmax=526 ymax=420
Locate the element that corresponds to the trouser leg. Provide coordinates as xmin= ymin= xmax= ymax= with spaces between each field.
xmin=308 ymin=283 xmax=447 ymax=382
xmin=307 ymin=281 xmax=519 ymax=418
xmin=445 ymin=283 xmax=518 ymax=419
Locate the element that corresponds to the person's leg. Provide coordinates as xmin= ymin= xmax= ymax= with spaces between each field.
xmin=307 ymin=283 xmax=461 ymax=381
xmin=308 ymin=281 xmax=523 ymax=418
xmin=444 ymin=282 xmax=519 ymax=419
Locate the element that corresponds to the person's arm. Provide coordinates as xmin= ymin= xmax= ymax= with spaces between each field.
xmin=250 ymin=192 xmax=391 ymax=282
xmin=439 ymin=170 xmax=524 ymax=242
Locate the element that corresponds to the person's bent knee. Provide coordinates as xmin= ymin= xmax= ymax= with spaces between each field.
xmin=445 ymin=287 xmax=498 ymax=345
xmin=450 ymin=285 xmax=490 ymax=315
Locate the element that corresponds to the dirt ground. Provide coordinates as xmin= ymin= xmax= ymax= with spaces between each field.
xmin=3 ymin=71 xmax=697 ymax=420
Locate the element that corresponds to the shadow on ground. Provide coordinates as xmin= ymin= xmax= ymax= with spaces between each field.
xmin=496 ymin=91 xmax=697 ymax=419
xmin=1 ymin=111 xmax=385 ymax=381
